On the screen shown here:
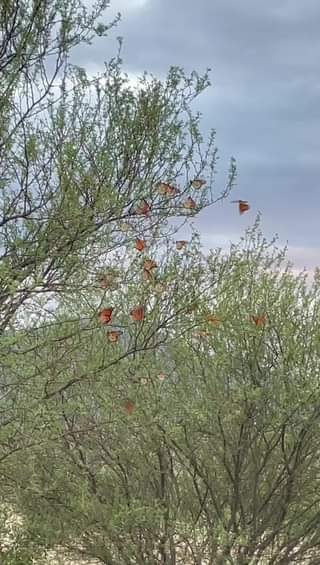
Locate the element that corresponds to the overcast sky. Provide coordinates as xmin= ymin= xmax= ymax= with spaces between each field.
xmin=73 ymin=0 xmax=320 ymax=272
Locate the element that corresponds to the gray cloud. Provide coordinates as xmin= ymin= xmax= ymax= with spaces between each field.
xmin=72 ymin=0 xmax=320 ymax=269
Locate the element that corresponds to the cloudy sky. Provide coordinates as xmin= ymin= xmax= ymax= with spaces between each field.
xmin=74 ymin=0 xmax=320 ymax=272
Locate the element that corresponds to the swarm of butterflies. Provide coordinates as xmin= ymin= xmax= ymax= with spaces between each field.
xmin=96 ymin=179 xmax=256 ymax=414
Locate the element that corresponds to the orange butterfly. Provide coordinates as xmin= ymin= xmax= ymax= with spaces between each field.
xmin=157 ymin=182 xmax=170 ymax=195
xmin=231 ymin=200 xmax=250 ymax=214
xmin=191 ymin=179 xmax=206 ymax=189
xmin=107 ymin=330 xmax=122 ymax=343
xmin=186 ymin=302 xmax=198 ymax=314
xmin=135 ymin=238 xmax=146 ymax=252
xmin=130 ymin=306 xmax=145 ymax=321
xmin=176 ymin=240 xmax=188 ymax=250
xmin=98 ymin=307 xmax=113 ymax=324
xmin=166 ymin=185 xmax=180 ymax=198
xmin=124 ymin=399 xmax=135 ymax=415
xmin=143 ymin=268 xmax=154 ymax=281
xmin=144 ymin=259 xmax=158 ymax=272
xmin=157 ymin=182 xmax=180 ymax=198
xmin=206 ymin=314 xmax=220 ymax=326
xmin=251 ymin=314 xmax=266 ymax=327
xmin=183 ymin=197 xmax=197 ymax=210
xmin=135 ymin=199 xmax=151 ymax=215
xmin=98 ymin=274 xmax=118 ymax=291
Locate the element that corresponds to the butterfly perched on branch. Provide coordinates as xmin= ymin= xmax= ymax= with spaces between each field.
xmin=144 ymin=259 xmax=158 ymax=272
xmin=183 ymin=197 xmax=197 ymax=210
xmin=131 ymin=199 xmax=151 ymax=216
xmin=98 ymin=307 xmax=113 ymax=324
xmin=106 ymin=330 xmax=122 ymax=343
xmin=135 ymin=238 xmax=146 ymax=252
xmin=156 ymin=182 xmax=180 ymax=198
xmin=130 ymin=306 xmax=145 ymax=322
xmin=191 ymin=179 xmax=206 ymax=190
xmin=250 ymin=314 xmax=266 ymax=327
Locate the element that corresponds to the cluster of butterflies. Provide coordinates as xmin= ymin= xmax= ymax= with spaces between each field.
xmin=96 ymin=180 xmax=252 ymax=413
xmin=129 ymin=179 xmax=207 ymax=217
xmin=124 ymin=178 xmax=251 ymax=218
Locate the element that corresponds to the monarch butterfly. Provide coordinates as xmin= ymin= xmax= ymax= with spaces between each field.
xmin=135 ymin=199 xmax=151 ymax=216
xmin=176 ymin=240 xmax=188 ymax=250
xmin=124 ymin=399 xmax=135 ymax=414
xmin=98 ymin=307 xmax=113 ymax=324
xmin=231 ymin=200 xmax=250 ymax=214
xmin=157 ymin=182 xmax=170 ymax=195
xmin=183 ymin=197 xmax=197 ymax=210
xmin=135 ymin=238 xmax=146 ymax=252
xmin=191 ymin=179 xmax=206 ymax=190
xmin=144 ymin=259 xmax=158 ymax=272
xmin=251 ymin=314 xmax=266 ymax=327
xmin=130 ymin=306 xmax=145 ymax=321
xmin=106 ymin=330 xmax=122 ymax=343
xmin=143 ymin=268 xmax=154 ymax=281
xmin=206 ymin=314 xmax=220 ymax=326
xmin=166 ymin=185 xmax=180 ymax=198
xmin=157 ymin=182 xmax=180 ymax=197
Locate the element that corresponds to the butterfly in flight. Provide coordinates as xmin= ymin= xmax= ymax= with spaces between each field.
xmin=98 ymin=307 xmax=113 ymax=324
xmin=231 ymin=200 xmax=250 ymax=214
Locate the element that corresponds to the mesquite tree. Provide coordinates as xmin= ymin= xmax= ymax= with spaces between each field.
xmin=6 ymin=227 xmax=320 ymax=564
xmin=0 ymin=1 xmax=236 ymax=561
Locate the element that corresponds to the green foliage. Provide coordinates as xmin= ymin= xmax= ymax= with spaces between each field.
xmin=2 ymin=2 xmax=319 ymax=564
xmin=5 ymin=226 xmax=320 ymax=564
